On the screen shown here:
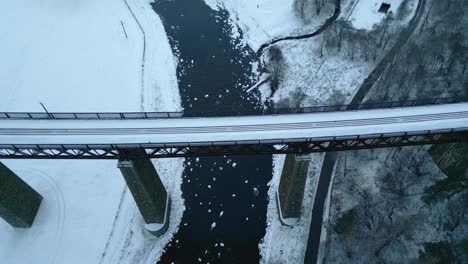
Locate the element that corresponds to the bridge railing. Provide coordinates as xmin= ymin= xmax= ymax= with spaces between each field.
xmin=0 ymin=111 xmax=185 ymax=119
xmin=263 ymin=96 xmax=467 ymax=115
xmin=0 ymin=96 xmax=466 ymax=120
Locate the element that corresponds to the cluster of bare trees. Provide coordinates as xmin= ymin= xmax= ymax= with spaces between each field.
xmin=325 ymin=149 xmax=426 ymax=262
xmin=266 ymin=45 xmax=284 ymax=94
xmin=322 ymin=1 xmax=467 ymax=262
xmin=365 ymin=0 xmax=467 ymax=102
xmin=325 ymin=144 xmax=467 ymax=263
xmin=292 ymin=0 xmax=331 ymax=24
xmin=322 ymin=12 xmax=398 ymax=63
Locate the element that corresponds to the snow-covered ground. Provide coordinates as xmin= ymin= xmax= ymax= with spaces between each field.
xmin=0 ymin=0 xmax=183 ymax=263
xmin=261 ymin=37 xmax=374 ymax=105
xmin=346 ymin=0 xmax=405 ymax=30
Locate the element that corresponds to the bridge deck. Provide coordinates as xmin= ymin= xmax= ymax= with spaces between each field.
xmin=1 ymin=103 xmax=467 ymax=146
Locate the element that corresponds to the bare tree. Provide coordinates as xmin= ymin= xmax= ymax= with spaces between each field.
xmin=292 ymin=0 xmax=306 ymax=21
xmin=289 ymin=88 xmax=306 ymax=108
xmin=266 ymin=45 xmax=284 ymax=95
xmin=444 ymin=193 xmax=467 ymax=232
xmin=315 ymin=0 xmax=329 ymax=15
xmin=292 ymin=0 xmax=331 ymax=23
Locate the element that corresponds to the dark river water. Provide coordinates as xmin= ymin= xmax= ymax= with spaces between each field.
xmin=152 ymin=0 xmax=273 ymax=262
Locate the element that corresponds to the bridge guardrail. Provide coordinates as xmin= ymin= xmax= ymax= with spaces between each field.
xmin=0 ymin=111 xmax=185 ymax=119
xmin=0 ymin=96 xmax=466 ymax=120
xmin=263 ymin=96 xmax=467 ymax=115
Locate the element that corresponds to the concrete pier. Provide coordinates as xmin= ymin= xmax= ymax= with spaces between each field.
xmin=0 ymin=162 xmax=43 ymax=228
xmin=277 ymin=154 xmax=311 ymax=226
xmin=117 ymin=155 xmax=170 ymax=236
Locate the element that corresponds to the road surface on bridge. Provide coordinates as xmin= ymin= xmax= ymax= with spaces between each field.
xmin=0 ymin=103 xmax=467 ymax=145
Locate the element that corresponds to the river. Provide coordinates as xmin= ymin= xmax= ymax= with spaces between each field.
xmin=152 ymin=0 xmax=273 ymax=262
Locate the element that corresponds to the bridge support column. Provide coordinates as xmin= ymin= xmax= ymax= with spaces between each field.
xmin=0 ymin=162 xmax=43 ymax=228
xmin=118 ymin=154 xmax=170 ymax=236
xmin=276 ymin=154 xmax=311 ymax=226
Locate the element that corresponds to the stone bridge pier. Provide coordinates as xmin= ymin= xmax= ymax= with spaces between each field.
xmin=118 ymin=149 xmax=170 ymax=236
xmin=276 ymin=154 xmax=311 ymax=226
xmin=0 ymin=162 xmax=43 ymax=228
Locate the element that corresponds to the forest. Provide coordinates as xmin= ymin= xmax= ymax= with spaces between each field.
xmin=321 ymin=0 xmax=467 ymax=262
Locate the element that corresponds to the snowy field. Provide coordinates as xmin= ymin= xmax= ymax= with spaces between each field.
xmin=346 ymin=0 xmax=406 ymax=30
xmin=0 ymin=0 xmax=183 ymax=263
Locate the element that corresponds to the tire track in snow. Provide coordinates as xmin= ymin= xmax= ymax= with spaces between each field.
xmin=31 ymin=168 xmax=66 ymax=264
xmin=16 ymin=167 xmax=66 ymax=264
xmin=122 ymin=0 xmax=146 ymax=111
xmin=98 ymin=187 xmax=128 ymax=264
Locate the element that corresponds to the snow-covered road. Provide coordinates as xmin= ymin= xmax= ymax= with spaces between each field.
xmin=1 ymin=103 xmax=467 ymax=145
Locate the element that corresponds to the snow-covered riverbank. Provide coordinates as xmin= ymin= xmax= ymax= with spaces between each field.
xmin=259 ymin=153 xmax=325 ymax=263
xmin=0 ymin=0 xmax=183 ymax=263
xmin=204 ymin=0 xmax=303 ymax=51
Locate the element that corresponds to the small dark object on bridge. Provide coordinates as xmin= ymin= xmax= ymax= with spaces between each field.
xmin=378 ymin=3 xmax=391 ymax=13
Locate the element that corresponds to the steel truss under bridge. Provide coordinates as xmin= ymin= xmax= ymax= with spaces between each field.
xmin=0 ymin=128 xmax=466 ymax=159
